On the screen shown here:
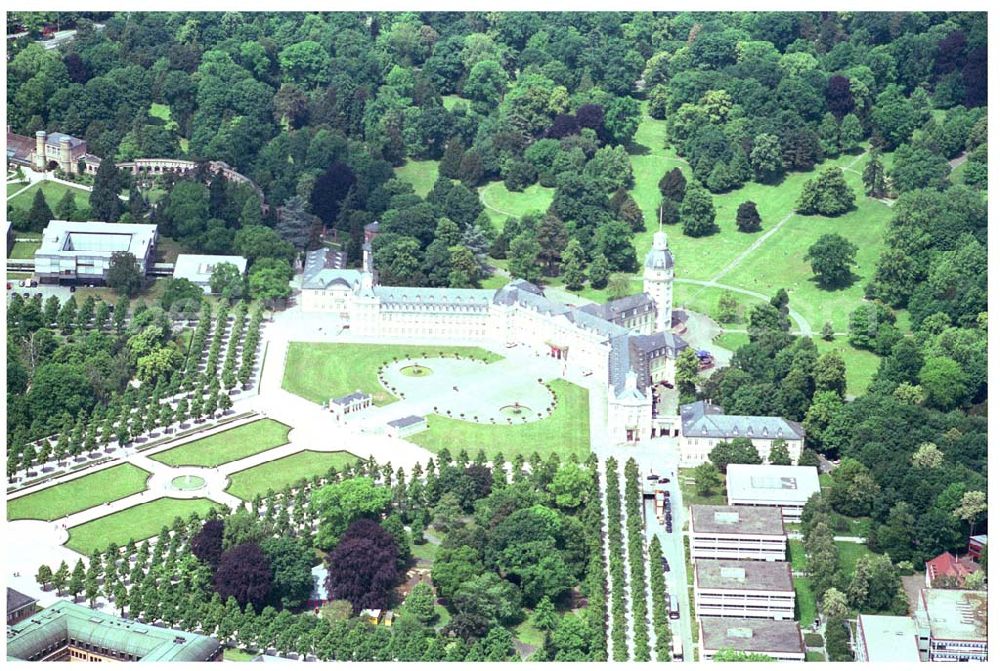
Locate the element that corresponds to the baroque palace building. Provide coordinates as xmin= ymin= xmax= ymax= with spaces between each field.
xmin=302 ymin=228 xmax=690 ymax=444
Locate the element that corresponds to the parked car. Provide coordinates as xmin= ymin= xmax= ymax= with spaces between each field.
xmin=18 ymin=280 xmax=25 ymax=287
xmin=658 ymin=477 xmax=671 ymax=484
xmin=69 ymin=285 xmax=76 ymax=293
xmin=646 ymin=473 xmax=659 ymax=481
xmin=5 ymin=282 xmax=10 ymax=290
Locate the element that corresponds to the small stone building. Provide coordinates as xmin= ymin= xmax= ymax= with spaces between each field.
xmin=328 ymin=391 xmax=372 ymax=422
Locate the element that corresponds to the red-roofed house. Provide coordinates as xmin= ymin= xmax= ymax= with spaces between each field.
xmin=925 ymin=552 xmax=977 ymax=588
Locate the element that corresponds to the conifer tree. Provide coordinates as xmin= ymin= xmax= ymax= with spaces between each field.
xmin=90 ymin=159 xmax=122 ymax=222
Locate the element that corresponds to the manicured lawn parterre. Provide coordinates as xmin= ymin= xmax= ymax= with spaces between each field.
xmin=806 ymin=651 xmax=826 ymax=662
xmin=282 ymin=342 xmax=502 ymax=406
xmin=409 ymin=379 xmax=590 ymax=461
xmin=226 ymin=450 xmax=360 ymax=501
xmin=394 ymin=159 xmax=440 ymax=198
xmin=8 ymin=463 xmax=152 ymax=521
xmin=7 ymin=180 xmax=91 ymax=215
xmin=150 ymin=419 xmax=292 ymax=468
xmin=65 ymin=497 xmax=217 ymax=554
xmin=794 ymin=576 xmax=817 ymax=628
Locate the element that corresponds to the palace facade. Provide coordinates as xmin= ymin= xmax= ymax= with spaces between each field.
xmin=302 ymin=230 xmax=686 ymax=443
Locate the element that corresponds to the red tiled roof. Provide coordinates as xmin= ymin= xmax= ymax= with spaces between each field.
xmin=926 ymin=552 xmax=976 ymax=582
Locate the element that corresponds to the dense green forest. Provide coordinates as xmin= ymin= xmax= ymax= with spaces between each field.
xmin=6 ymin=10 xmax=988 ymax=653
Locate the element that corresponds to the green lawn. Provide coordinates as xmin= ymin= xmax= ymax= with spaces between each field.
xmin=282 ymin=342 xmax=502 ymax=406
xmin=223 ymin=648 xmax=256 ymax=662
xmin=836 ymin=541 xmax=876 ymax=577
xmin=816 ymin=338 xmax=880 ymax=399
xmin=794 ymin=576 xmax=817 ymax=627
xmin=674 ymin=282 xmax=760 ymax=327
xmin=409 ymin=379 xmax=590 ymax=461
xmin=150 ymin=419 xmax=291 ymax=468
xmin=513 ymin=620 xmax=544 ymax=647
xmin=627 ymin=110 xmax=688 ymax=232
xmin=9 ymin=239 xmax=41 ymax=259
xmin=723 ymin=197 xmax=895 ymax=334
xmin=806 ymin=651 xmax=825 ymax=662
xmin=8 ymin=464 xmax=151 ymax=521
xmin=678 ymin=468 xmax=727 ymax=506
xmin=714 ymin=331 xmax=750 ymax=354
xmin=394 ymin=159 xmax=440 ymax=198
xmin=7 ymin=180 xmax=91 ymax=215
xmin=411 ymin=541 xmax=438 ymax=563
xmin=433 ymin=604 xmax=451 ymax=630
xmin=478 ymin=180 xmax=555 ymax=228
xmin=226 ymin=450 xmax=360 ymax=501
xmin=65 ymin=497 xmax=217 ymax=554
xmin=149 ymin=102 xmax=172 ymax=122
xmin=843 ymin=516 xmax=871 ymax=538
xmin=480 ymin=273 xmax=509 ymax=290
xmin=7 ymin=181 xmax=31 ymax=198
xmin=441 ymin=95 xmax=468 ymax=111
xmin=789 ymin=539 xmax=807 ymax=571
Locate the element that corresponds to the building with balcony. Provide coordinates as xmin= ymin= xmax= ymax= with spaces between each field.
xmin=694 ymin=559 xmax=794 ymax=620
xmin=689 ymin=505 xmax=786 ymax=562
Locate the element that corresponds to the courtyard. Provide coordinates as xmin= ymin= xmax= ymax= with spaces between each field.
xmin=281 ymin=342 xmax=501 ymax=405
xmin=381 ymin=356 xmax=557 ymax=424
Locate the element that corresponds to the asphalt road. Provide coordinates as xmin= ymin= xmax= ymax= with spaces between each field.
xmin=644 ymin=475 xmax=694 ymax=661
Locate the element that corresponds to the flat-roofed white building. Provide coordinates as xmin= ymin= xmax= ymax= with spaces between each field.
xmin=915 ymin=589 xmax=988 ymax=662
xmin=173 ymin=254 xmax=247 ymax=293
xmin=678 ymin=400 xmax=804 ymax=467
xmin=726 ymin=464 xmax=821 ymax=522
xmin=694 ymin=559 xmax=794 ymax=620
xmin=35 ymin=221 xmax=157 ymax=284
xmin=690 ymin=505 xmax=786 ymax=562
xmin=856 ymin=614 xmax=921 ymax=663
xmin=699 ymin=617 xmax=805 ymax=662
xmin=386 ymin=415 xmax=427 ymax=439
